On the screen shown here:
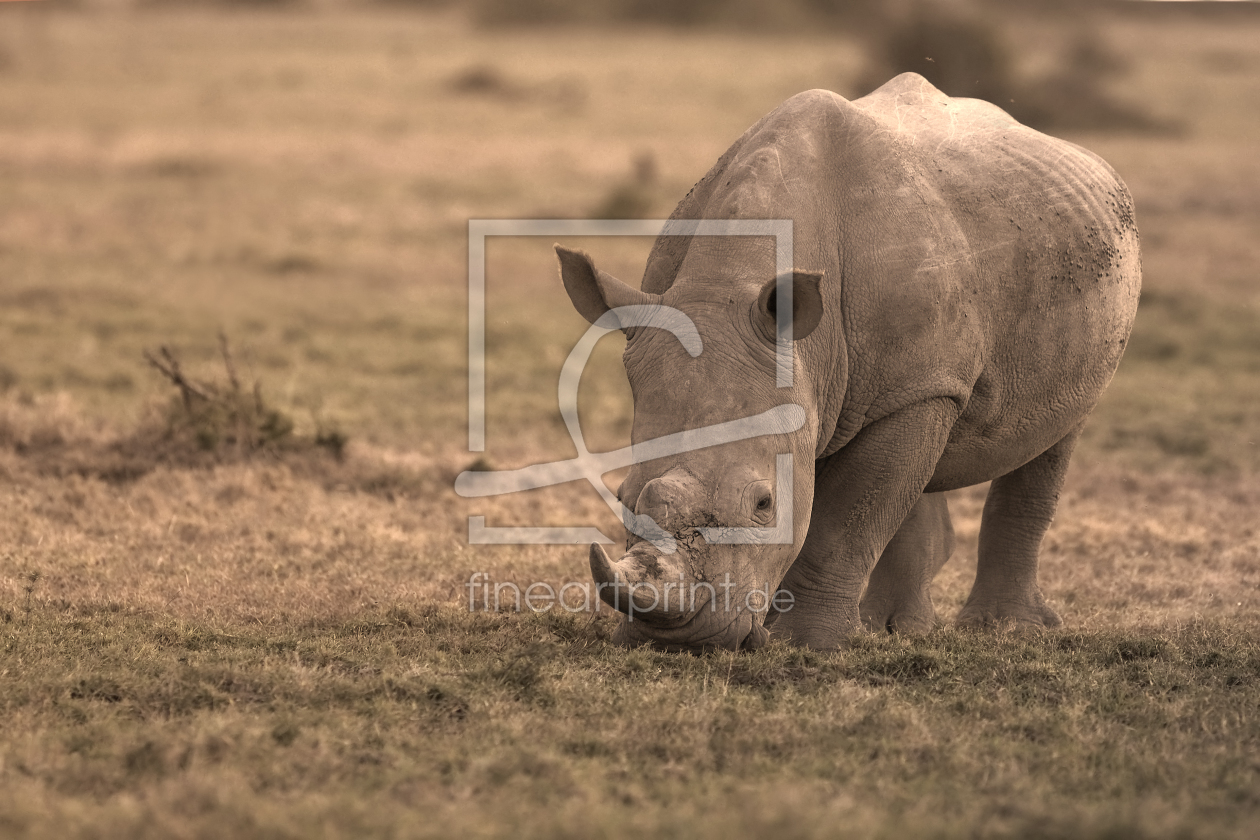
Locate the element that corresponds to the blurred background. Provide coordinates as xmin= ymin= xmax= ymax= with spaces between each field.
xmin=1 ymin=0 xmax=1258 ymax=475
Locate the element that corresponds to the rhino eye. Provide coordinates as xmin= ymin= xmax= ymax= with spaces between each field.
xmin=748 ymin=481 xmax=774 ymax=523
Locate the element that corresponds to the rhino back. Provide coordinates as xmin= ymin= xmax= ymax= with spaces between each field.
xmin=848 ymin=74 xmax=1141 ymax=481
xmin=641 ymin=75 xmax=1140 ymax=483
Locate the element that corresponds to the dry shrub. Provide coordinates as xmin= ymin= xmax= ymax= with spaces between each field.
xmin=141 ymin=337 xmax=301 ymax=460
xmin=0 ymin=338 xmax=347 ymax=483
xmin=0 ymin=340 xmax=452 ymax=503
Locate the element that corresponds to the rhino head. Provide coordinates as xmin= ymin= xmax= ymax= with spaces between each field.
xmin=556 ymin=244 xmax=825 ymax=652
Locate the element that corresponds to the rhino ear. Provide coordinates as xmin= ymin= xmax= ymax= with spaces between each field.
xmin=555 ymin=245 xmax=658 ymax=326
xmin=756 ymin=270 xmax=824 ymax=341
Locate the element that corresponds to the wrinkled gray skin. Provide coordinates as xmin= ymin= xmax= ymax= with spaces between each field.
xmin=557 ymin=74 xmax=1141 ymax=652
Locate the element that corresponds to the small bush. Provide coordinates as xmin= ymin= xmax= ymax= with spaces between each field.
xmin=0 ymin=335 xmax=350 ymax=482
xmin=143 ymin=336 xmax=297 ymax=458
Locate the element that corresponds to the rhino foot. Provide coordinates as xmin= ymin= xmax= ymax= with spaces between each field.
xmin=764 ymin=607 xmax=862 ymax=650
xmin=860 ymin=595 xmax=938 ymax=635
xmin=858 ymin=493 xmax=953 ymax=635
xmin=954 ymin=589 xmax=1062 ymax=631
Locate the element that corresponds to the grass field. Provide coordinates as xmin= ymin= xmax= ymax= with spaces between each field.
xmin=1 ymin=2 xmax=1259 ymax=838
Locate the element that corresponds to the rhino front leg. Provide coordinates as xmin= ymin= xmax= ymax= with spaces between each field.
xmin=956 ymin=425 xmax=1082 ymax=630
xmin=768 ymin=399 xmax=959 ymax=649
xmin=859 ymin=492 xmax=954 ymax=634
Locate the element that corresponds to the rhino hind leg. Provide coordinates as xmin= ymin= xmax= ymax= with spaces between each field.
xmin=859 ymin=493 xmax=954 ymax=634
xmin=956 ymin=426 xmax=1083 ymax=630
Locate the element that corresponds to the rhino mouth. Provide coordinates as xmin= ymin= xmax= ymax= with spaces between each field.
xmin=611 ymin=608 xmax=770 ymax=653
xmin=589 ymin=542 xmax=774 ymax=652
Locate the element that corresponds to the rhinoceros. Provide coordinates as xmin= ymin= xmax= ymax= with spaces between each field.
xmin=556 ymin=73 xmax=1140 ymax=651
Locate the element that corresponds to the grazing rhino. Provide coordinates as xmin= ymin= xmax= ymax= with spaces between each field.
xmin=556 ymin=73 xmax=1140 ymax=651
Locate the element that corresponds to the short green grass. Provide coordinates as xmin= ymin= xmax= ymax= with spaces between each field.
xmin=2 ymin=604 xmax=1258 ymax=839
xmin=2 ymin=440 xmax=1257 ymax=838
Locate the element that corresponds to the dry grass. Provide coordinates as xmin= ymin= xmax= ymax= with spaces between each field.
xmin=1 ymin=3 xmax=1259 ymax=838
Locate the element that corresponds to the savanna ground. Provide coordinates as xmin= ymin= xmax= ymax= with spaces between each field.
xmin=1 ymin=1 xmax=1259 ymax=837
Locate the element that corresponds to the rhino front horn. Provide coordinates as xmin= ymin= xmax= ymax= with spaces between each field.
xmin=589 ymin=543 xmax=681 ymax=617
xmin=589 ymin=543 xmax=631 ymax=613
